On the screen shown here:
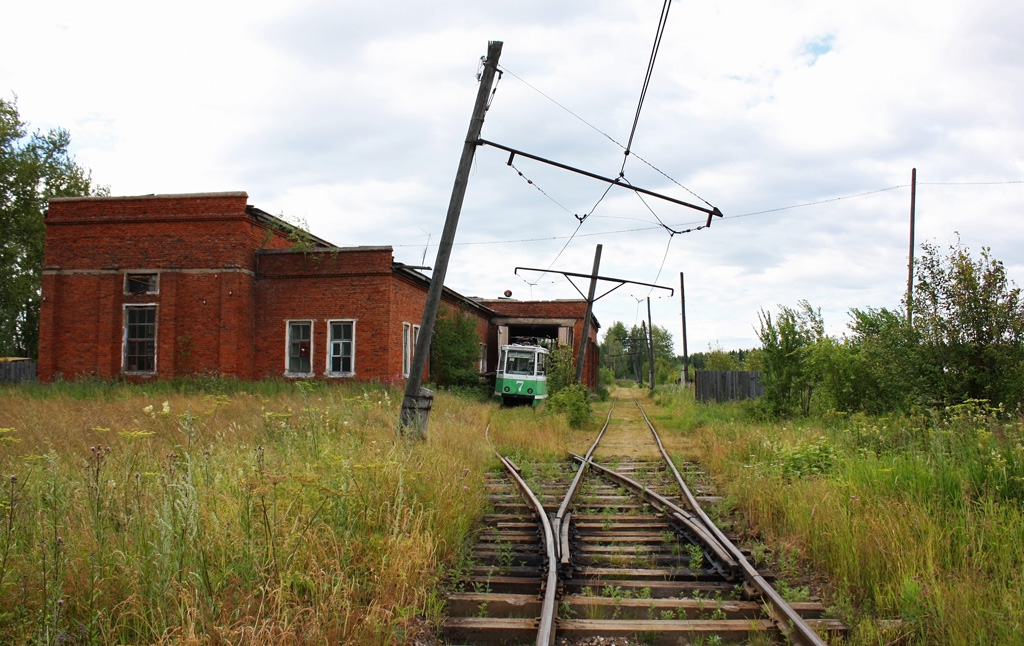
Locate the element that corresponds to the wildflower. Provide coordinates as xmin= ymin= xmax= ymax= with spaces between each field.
xmin=160 ymin=401 xmax=171 ymax=416
xmin=143 ymin=404 xmax=155 ymax=417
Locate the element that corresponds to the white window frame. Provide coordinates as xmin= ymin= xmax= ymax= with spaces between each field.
xmin=326 ymin=319 xmax=356 ymax=377
xmin=122 ymin=304 xmax=158 ymax=374
xmin=478 ymin=342 xmax=487 ymax=374
xmin=402 ymin=322 xmax=412 ymax=377
xmin=124 ymin=272 xmax=159 ymax=295
xmin=285 ymin=319 xmax=314 ymax=377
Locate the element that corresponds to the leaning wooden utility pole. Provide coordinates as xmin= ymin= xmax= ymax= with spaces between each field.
xmin=399 ymin=40 xmax=503 ymax=438
xmin=574 ymin=244 xmax=602 ymax=384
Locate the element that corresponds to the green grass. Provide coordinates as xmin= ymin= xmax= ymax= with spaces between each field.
xmin=5 ymin=379 xmax=1022 ymax=644
xmin=660 ymin=387 xmax=1024 ymax=645
xmin=0 ymin=379 xmax=494 ymax=645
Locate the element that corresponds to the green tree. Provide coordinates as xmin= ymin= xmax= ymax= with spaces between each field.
xmin=546 ymin=344 xmax=576 ymax=396
xmin=598 ymin=321 xmax=629 ymax=379
xmin=617 ymin=322 xmax=676 ymax=385
xmin=757 ymin=300 xmax=824 ymax=417
xmin=912 ymin=240 xmax=1024 ymax=406
xmin=844 ymin=306 xmax=927 ymax=413
xmin=545 ymin=343 xmax=591 ymax=428
xmin=429 ymin=306 xmax=481 ymax=386
xmin=701 ymin=346 xmax=742 ymax=371
xmin=0 ymin=97 xmax=105 ymax=358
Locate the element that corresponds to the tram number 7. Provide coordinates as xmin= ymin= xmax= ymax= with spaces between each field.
xmin=516 ymin=381 xmax=525 ymax=392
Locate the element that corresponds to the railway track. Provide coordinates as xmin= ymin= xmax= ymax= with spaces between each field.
xmin=444 ymin=392 xmax=844 ymax=645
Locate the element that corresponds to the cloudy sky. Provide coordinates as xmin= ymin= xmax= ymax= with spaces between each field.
xmin=5 ymin=0 xmax=1023 ymax=354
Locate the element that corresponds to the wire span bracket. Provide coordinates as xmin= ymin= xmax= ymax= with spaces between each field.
xmin=479 ymin=138 xmax=724 ymax=224
xmin=514 ymin=266 xmax=674 ymax=302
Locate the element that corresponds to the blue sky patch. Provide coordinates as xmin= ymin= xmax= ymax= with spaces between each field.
xmin=803 ymin=34 xmax=835 ymax=65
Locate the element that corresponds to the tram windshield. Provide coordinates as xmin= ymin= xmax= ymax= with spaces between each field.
xmin=503 ymin=349 xmax=541 ymax=376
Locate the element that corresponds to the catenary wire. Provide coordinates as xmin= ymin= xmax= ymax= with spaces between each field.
xmin=500 ymin=63 xmax=715 ymax=210
xmin=393 ymin=179 xmax=1024 ymax=249
xmin=621 ymin=0 xmax=673 ymax=176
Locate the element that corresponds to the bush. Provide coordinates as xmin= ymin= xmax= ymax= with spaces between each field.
xmin=546 ymin=384 xmax=591 ymax=428
xmin=546 ymin=345 xmax=576 ymax=396
xmin=430 ymin=306 xmax=481 ymax=387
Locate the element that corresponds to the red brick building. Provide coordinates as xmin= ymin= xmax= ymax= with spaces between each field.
xmin=38 ymin=192 xmax=599 ymax=387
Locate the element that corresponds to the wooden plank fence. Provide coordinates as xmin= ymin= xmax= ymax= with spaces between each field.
xmin=0 ymin=360 xmax=36 ymax=383
xmin=695 ymin=370 xmax=764 ymax=403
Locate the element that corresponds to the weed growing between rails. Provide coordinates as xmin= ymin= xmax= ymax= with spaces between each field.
xmin=660 ymin=386 xmax=1024 ymax=645
xmin=487 ymin=402 xmax=598 ymax=462
xmin=0 ymin=381 xmax=493 ymax=645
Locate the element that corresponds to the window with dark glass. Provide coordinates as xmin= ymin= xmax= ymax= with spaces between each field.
xmin=288 ymin=321 xmax=312 ymax=374
xmin=125 ymin=273 xmax=159 ymax=295
xmin=124 ymin=306 xmax=156 ymax=373
xmin=329 ymin=320 xmax=354 ymax=375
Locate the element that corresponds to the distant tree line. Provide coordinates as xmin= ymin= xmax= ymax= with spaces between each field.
xmin=757 ymin=240 xmax=1024 ymax=417
xmin=598 ymin=321 xmax=679 ymax=385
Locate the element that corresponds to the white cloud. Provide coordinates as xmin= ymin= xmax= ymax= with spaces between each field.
xmin=3 ymin=0 xmax=1022 ymax=354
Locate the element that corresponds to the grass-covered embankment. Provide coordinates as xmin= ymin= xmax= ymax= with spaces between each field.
xmin=654 ymin=386 xmax=1024 ymax=645
xmin=0 ymin=379 xmax=507 ymax=645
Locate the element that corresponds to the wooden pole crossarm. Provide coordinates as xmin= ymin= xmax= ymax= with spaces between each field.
xmin=478 ymin=138 xmax=723 ymax=219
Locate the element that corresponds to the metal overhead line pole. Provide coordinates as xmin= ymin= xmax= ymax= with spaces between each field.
xmin=574 ymin=244 xmax=602 ymax=385
xmin=516 ymin=264 xmax=675 ymax=389
xmin=399 ymin=40 xmax=503 ymax=438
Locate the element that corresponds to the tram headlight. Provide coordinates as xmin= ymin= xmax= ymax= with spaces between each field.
xmin=527 ymin=388 xmax=534 ymax=394
xmin=503 ymin=386 xmax=510 ymax=392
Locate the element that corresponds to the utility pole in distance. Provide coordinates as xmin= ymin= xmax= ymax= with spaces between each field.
xmin=680 ymin=272 xmax=689 ymax=385
xmin=647 ymin=297 xmax=656 ymax=391
xmin=907 ymin=167 xmax=917 ymax=324
xmin=400 ymin=41 xmax=503 ymax=438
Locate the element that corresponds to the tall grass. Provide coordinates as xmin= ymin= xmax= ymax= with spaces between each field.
xmin=0 ymin=380 xmax=495 ymax=644
xmin=662 ymin=388 xmax=1024 ymax=645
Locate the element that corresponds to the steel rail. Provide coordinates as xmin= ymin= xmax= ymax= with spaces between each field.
xmin=630 ymin=395 xmax=829 ymax=646
xmin=553 ymin=400 xmax=616 ymax=567
xmin=497 ymin=454 xmax=559 ymax=646
xmin=568 ymin=453 xmax=738 ymax=578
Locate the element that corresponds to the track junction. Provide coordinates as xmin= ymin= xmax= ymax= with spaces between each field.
xmin=443 ymin=392 xmax=844 ymax=645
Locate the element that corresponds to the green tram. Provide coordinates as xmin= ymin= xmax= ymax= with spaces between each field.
xmin=495 ymin=342 xmax=550 ymax=407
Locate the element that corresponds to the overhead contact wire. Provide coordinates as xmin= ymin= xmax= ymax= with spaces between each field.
xmin=620 ymin=0 xmax=672 ymax=176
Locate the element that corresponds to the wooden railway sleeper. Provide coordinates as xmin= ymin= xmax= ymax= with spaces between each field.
xmin=630 ymin=394 xmax=831 ymax=646
xmin=569 ymin=452 xmax=739 ymax=580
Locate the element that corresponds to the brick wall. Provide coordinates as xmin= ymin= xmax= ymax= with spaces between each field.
xmin=39 ymin=193 xmax=292 ymax=381
xmin=254 ymin=247 xmax=398 ymax=381
xmin=38 ymin=193 xmax=598 ymax=389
